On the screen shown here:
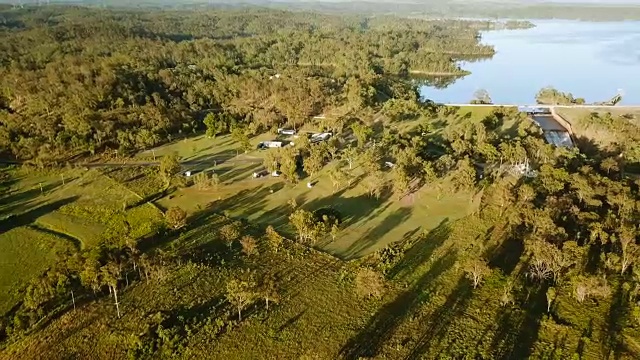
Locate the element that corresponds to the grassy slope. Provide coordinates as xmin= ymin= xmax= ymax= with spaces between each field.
xmin=152 ymin=108 xmax=512 ymax=259
xmin=2 ymin=192 xmax=638 ymax=359
xmin=0 ymin=227 xmax=75 ymax=314
xmin=6 ymin=108 xmax=638 ymax=359
xmin=5 ymin=202 xmax=636 ymax=359
xmin=0 ymin=167 xmax=164 ymax=313
xmin=1 ymin=214 xmax=375 ymax=360
xmin=557 ymin=108 xmax=640 ymax=148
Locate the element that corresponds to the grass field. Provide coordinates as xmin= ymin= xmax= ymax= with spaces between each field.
xmin=557 ymin=108 xmax=640 ymax=170
xmin=0 ymin=227 xmax=75 ymax=314
xmin=147 ymin=108 xmax=525 ymax=259
xmin=0 ymin=167 xmax=164 ymax=313
xmin=557 ymin=108 xmax=640 ymax=146
xmin=5 ymin=198 xmax=635 ymax=359
xmin=0 ymin=214 xmax=376 ymax=359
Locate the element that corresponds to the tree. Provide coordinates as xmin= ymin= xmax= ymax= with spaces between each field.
xmin=463 ymin=257 xmax=491 ymax=289
xmin=330 ymin=223 xmax=340 ymax=242
xmin=193 ymin=172 xmax=210 ymax=190
xmin=289 ymin=209 xmax=323 ymax=244
xmin=231 ymin=125 xmax=252 ymax=153
xmin=355 ymin=268 xmax=385 ymax=299
xmin=572 ymin=276 xmax=611 ymax=303
xmin=264 ymin=150 xmax=280 ymax=174
xmin=471 ymin=88 xmax=492 ymax=104
xmin=452 ymin=158 xmax=477 ymax=191
xmin=225 ymin=277 xmax=257 ymax=321
xmin=80 ymin=258 xmax=102 ymax=296
xmin=361 ymin=171 xmax=385 ymax=199
xmin=304 ymin=144 xmax=326 ymax=177
xmin=159 ymin=154 xmax=181 ymax=184
xmin=546 ymin=287 xmax=556 ymax=313
xmin=219 ymin=222 xmax=241 ymax=249
xmin=264 ymin=225 xmax=284 ymax=253
xmin=351 ymin=122 xmax=373 ymax=148
xmin=280 ymin=147 xmax=299 ymax=183
xmin=340 ymin=146 xmax=359 ymax=170
xmin=535 ymin=87 xmax=576 ymax=105
xmin=600 ymin=157 xmax=619 ymax=176
xmin=526 ymin=239 xmax=575 ymax=283
xmin=101 ymin=262 xmax=122 ymax=318
xmin=258 ymin=273 xmax=280 ymax=311
xmin=240 ymin=235 xmax=258 ymax=256
xmin=210 ymin=173 xmax=220 ymax=190
xmin=165 ymin=206 xmax=187 ymax=229
xmin=391 ymin=166 xmax=411 ymax=199
xmin=619 ymin=226 xmax=640 ymax=276
xmin=203 ymin=113 xmax=229 ymax=138
xmin=328 ymin=166 xmax=349 ymax=192
xmin=359 ymin=146 xmax=382 ymax=174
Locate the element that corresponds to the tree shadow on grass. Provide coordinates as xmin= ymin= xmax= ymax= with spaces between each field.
xmin=341 ymin=207 xmax=413 ymax=259
xmin=386 ymin=218 xmax=451 ymax=281
xmin=339 ymin=230 xmax=455 ymax=360
xmin=489 ymin=279 xmax=548 ymax=360
xmin=0 ymin=180 xmax=65 ymax=218
xmin=0 ymin=196 xmax=79 ymax=234
xmin=602 ymin=282 xmax=630 ymax=360
xmin=404 ymin=275 xmax=475 ymax=359
xmin=487 ymin=235 xmax=524 ymax=276
xmin=304 ymin=184 xmax=391 ymax=225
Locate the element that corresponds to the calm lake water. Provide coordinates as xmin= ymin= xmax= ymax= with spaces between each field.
xmin=419 ymin=20 xmax=640 ymax=105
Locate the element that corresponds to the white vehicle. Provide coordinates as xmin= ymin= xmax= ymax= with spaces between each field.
xmin=310 ymin=132 xmax=332 ymax=143
xmin=257 ymin=141 xmax=284 ymax=149
xmin=272 ymin=171 xmax=282 ymax=177
xmin=277 ymin=128 xmax=296 ymax=135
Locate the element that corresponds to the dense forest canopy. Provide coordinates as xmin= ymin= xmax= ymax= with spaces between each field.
xmin=0 ymin=6 xmax=496 ymax=162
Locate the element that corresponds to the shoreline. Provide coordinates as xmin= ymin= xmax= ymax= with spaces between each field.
xmin=409 ymin=70 xmax=470 ymax=76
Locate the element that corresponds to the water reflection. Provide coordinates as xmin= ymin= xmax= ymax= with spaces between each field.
xmin=419 ymin=20 xmax=640 ymax=104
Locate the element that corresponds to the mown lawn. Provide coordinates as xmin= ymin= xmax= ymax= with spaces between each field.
xmin=158 ymin=160 xmax=480 ymax=259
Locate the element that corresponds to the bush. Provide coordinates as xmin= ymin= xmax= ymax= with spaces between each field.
xmin=165 ymin=207 xmax=187 ymax=229
xmin=354 ymin=268 xmax=385 ymax=299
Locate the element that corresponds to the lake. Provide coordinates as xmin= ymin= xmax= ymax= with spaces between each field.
xmin=419 ymin=20 xmax=640 ymax=105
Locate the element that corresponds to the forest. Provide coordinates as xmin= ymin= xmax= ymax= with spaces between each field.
xmin=0 ymin=6 xmax=494 ymax=164
xmin=0 ymin=5 xmax=640 ymax=360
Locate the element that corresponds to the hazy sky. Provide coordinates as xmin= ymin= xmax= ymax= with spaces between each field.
xmin=273 ymin=0 xmax=640 ymax=3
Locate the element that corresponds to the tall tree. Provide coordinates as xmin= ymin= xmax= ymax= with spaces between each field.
xmin=226 ymin=277 xmax=258 ymax=321
xmin=351 ymin=122 xmax=374 ymax=148
xmin=463 ymin=257 xmax=491 ymax=289
xmin=219 ymin=222 xmax=241 ymax=249
xmin=100 ymin=262 xmax=122 ymax=318
xmin=160 ymin=154 xmax=181 ymax=183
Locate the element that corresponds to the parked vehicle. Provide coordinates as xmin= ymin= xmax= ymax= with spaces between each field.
xmin=253 ymin=170 xmax=270 ymax=178
xmin=277 ymin=128 xmax=296 ymax=135
xmin=257 ymin=141 xmax=284 ymax=150
xmin=310 ymin=132 xmax=332 ymax=143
